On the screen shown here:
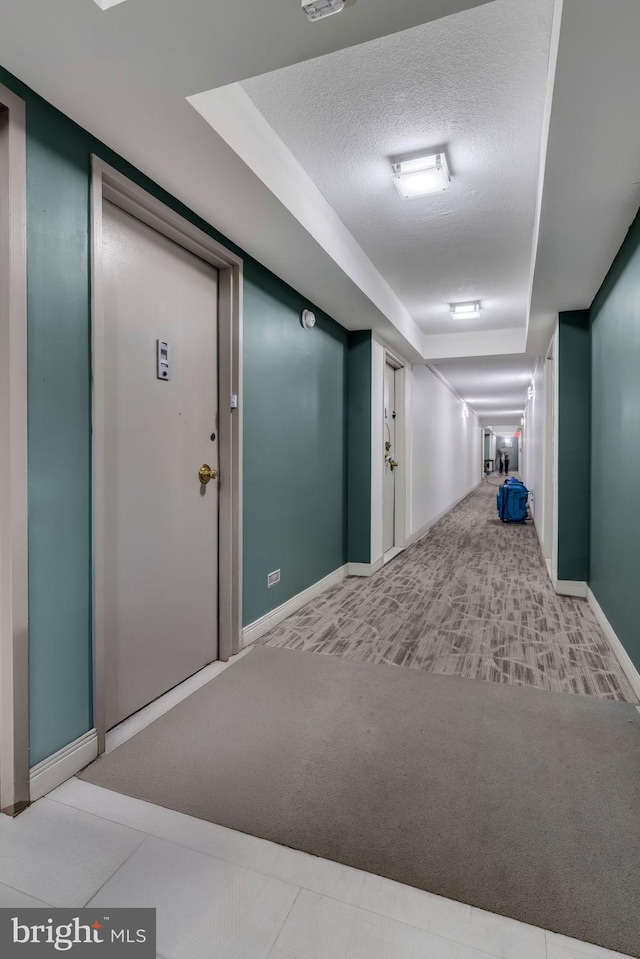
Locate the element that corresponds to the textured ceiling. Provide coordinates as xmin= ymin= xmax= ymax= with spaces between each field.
xmin=0 ymin=0 xmax=493 ymax=97
xmin=243 ymin=0 xmax=555 ymax=337
xmin=431 ymin=354 xmax=535 ymax=422
xmin=7 ymin=0 xmax=640 ymax=422
xmin=528 ymin=0 xmax=640 ymax=354
xmin=0 ymin=0 xmax=492 ymax=364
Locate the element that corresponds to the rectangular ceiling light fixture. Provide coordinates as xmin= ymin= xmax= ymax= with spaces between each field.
xmin=450 ymin=301 xmax=481 ymax=319
xmin=92 ymin=0 xmax=128 ymax=8
xmin=391 ymin=153 xmax=450 ymax=199
xmin=302 ymin=0 xmax=345 ymax=21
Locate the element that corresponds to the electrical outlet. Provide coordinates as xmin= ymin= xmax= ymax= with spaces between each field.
xmin=267 ymin=569 xmax=281 ymax=588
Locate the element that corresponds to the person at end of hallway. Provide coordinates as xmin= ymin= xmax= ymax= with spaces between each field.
xmin=497 ymin=449 xmax=503 ymax=475
xmin=500 ymin=445 xmax=510 ymax=474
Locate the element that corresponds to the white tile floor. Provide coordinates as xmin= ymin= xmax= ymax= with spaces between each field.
xmin=0 ymin=778 xmax=632 ymax=959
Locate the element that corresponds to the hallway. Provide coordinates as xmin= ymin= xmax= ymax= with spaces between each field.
xmin=2 ymin=3 xmax=640 ymax=957
xmin=259 ymin=477 xmax=636 ymax=703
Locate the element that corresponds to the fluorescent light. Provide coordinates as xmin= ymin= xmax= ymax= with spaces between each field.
xmin=450 ymin=301 xmax=481 ymax=319
xmin=302 ymin=0 xmax=345 ymax=21
xmin=391 ymin=153 xmax=450 ymax=199
xmin=93 ymin=0 xmax=128 ymax=8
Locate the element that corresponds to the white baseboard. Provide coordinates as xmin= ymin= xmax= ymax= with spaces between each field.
xmin=242 ymin=564 xmax=348 ymax=647
xmin=543 ymin=558 xmax=583 ymax=599
xmin=406 ymin=480 xmax=482 ymax=547
xmin=29 ymin=729 xmax=98 ymax=802
xmin=348 ymin=557 xmax=383 ymax=577
xmin=587 ymin=588 xmax=640 ymax=701
xmin=555 ymin=580 xmax=588 ymax=598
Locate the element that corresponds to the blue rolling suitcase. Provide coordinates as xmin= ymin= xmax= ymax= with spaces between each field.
xmin=496 ymin=478 xmax=529 ymax=523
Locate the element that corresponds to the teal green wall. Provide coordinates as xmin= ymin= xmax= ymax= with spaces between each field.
xmin=589 ymin=211 xmax=640 ymax=671
xmin=557 ymin=311 xmax=591 ymax=583
xmin=25 ymin=93 xmax=93 ymax=766
xmin=242 ymin=278 xmax=347 ymax=625
xmin=347 ymin=332 xmax=372 ymax=564
xmin=0 ymin=65 xmax=354 ymax=765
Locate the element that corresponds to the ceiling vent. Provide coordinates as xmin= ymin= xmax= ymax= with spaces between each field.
xmin=302 ymin=0 xmax=345 ymax=22
xmin=92 ymin=0 xmax=128 ymax=9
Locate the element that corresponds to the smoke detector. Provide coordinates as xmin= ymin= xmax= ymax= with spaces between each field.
xmin=302 ymin=0 xmax=345 ymax=22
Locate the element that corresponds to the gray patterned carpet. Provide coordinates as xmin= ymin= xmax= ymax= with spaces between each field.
xmin=259 ymin=476 xmax=637 ymax=703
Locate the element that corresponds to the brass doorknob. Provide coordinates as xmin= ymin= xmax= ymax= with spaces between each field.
xmin=199 ymin=464 xmax=218 ymax=485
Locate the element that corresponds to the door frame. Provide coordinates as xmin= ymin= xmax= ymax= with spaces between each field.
xmin=0 ymin=84 xmax=29 ymax=815
xmin=382 ymin=349 xmax=407 ymax=554
xmin=481 ymin=428 xmax=490 ymax=476
xmin=90 ymin=158 xmax=243 ymax=753
xmin=547 ymin=329 xmax=559 ymax=578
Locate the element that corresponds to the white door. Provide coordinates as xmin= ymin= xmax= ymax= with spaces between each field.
xmin=102 ymin=200 xmax=219 ymax=730
xmin=383 ymin=362 xmax=397 ymax=553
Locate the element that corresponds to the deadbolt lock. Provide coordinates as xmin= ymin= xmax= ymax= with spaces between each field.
xmin=199 ymin=464 xmax=218 ymax=485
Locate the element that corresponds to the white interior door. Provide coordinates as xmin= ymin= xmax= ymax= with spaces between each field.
xmin=383 ymin=362 xmax=397 ymax=553
xmin=102 ymin=200 xmax=219 ymax=730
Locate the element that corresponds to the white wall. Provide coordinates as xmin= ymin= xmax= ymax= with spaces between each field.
xmin=522 ymin=359 xmax=546 ymax=542
xmin=408 ymin=364 xmax=481 ymax=538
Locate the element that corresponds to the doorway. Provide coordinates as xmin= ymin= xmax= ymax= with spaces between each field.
xmin=543 ymin=347 xmax=556 ymax=567
xmin=101 ymin=201 xmax=220 ymax=730
xmin=496 ymin=434 xmax=519 ymax=472
xmin=482 ymin=428 xmax=492 ymax=474
xmin=91 ymin=160 xmax=242 ymax=750
xmin=383 ymin=359 xmax=399 ymax=556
